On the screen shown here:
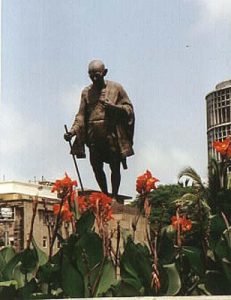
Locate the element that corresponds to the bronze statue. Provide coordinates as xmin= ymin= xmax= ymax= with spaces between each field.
xmin=64 ymin=60 xmax=135 ymax=200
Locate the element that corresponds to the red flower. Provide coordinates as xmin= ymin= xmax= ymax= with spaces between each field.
xmin=53 ymin=202 xmax=73 ymax=222
xmin=77 ymin=196 xmax=89 ymax=213
xmin=51 ymin=173 xmax=77 ymax=193
xmin=171 ymin=216 xmax=192 ymax=232
xmin=136 ymin=170 xmax=159 ymax=194
xmin=89 ymin=192 xmax=112 ymax=207
xmin=89 ymin=192 xmax=113 ymax=222
xmin=213 ymin=137 xmax=231 ymax=158
xmin=181 ymin=217 xmax=192 ymax=232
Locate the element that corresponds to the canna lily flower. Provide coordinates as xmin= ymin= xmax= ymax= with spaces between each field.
xmin=213 ymin=137 xmax=231 ymax=158
xmin=89 ymin=192 xmax=113 ymax=222
xmin=51 ymin=173 xmax=77 ymax=193
xmin=181 ymin=217 xmax=192 ymax=232
xmin=53 ymin=202 xmax=73 ymax=222
xmin=136 ymin=170 xmax=159 ymax=194
xmin=89 ymin=192 xmax=112 ymax=207
xmin=77 ymin=195 xmax=89 ymax=213
xmin=171 ymin=215 xmax=192 ymax=232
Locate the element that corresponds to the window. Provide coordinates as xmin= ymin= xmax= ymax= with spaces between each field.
xmin=42 ymin=236 xmax=47 ymax=248
xmin=57 ymin=240 xmax=61 ymax=248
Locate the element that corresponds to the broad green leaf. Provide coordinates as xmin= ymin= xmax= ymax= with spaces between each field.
xmin=20 ymin=249 xmax=38 ymax=274
xmin=158 ymin=227 xmax=176 ymax=264
xmin=223 ymin=227 xmax=231 ymax=249
xmin=18 ymin=278 xmax=37 ymax=300
xmin=32 ymin=237 xmax=48 ymax=266
xmin=121 ymin=260 xmax=142 ymax=289
xmin=75 ymin=231 xmax=103 ymax=274
xmin=0 ymin=246 xmax=16 ymax=264
xmin=94 ymin=259 xmax=117 ymax=296
xmin=165 ymin=224 xmax=176 ymax=239
xmin=113 ymin=279 xmax=142 ymax=297
xmin=182 ymin=246 xmax=204 ymax=275
xmin=215 ymin=235 xmax=231 ymax=261
xmin=222 ymin=258 xmax=231 ymax=284
xmin=120 ymin=238 xmax=152 ymax=294
xmin=163 ymin=263 xmax=181 ymax=296
xmin=2 ymin=253 xmax=21 ymax=280
xmin=76 ymin=210 xmax=95 ymax=235
xmin=197 ymin=283 xmax=212 ymax=296
xmin=209 ymin=214 xmax=226 ymax=248
xmin=205 ymin=270 xmax=231 ymax=294
xmin=13 ymin=263 xmax=25 ymax=289
xmin=0 ymin=280 xmax=18 ymax=287
xmin=0 ymin=252 xmax=6 ymax=270
xmin=61 ymin=255 xmax=84 ymax=298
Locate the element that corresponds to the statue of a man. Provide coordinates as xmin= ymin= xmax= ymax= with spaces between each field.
xmin=64 ymin=60 xmax=135 ymax=200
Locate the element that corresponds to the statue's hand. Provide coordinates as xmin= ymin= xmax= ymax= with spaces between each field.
xmin=100 ymin=100 xmax=125 ymax=116
xmin=64 ymin=132 xmax=74 ymax=141
xmin=100 ymin=100 xmax=116 ymax=110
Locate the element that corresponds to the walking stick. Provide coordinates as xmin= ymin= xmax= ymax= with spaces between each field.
xmin=64 ymin=124 xmax=85 ymax=194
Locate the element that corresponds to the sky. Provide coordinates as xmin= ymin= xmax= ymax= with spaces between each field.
xmin=1 ymin=0 xmax=231 ymax=197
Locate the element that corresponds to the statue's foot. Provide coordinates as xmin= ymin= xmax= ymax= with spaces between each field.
xmin=112 ymin=195 xmax=124 ymax=205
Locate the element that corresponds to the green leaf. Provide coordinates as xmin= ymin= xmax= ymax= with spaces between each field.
xmin=0 ymin=252 xmax=6 ymax=270
xmin=32 ymin=237 xmax=48 ymax=266
xmin=222 ymin=258 xmax=231 ymax=284
xmin=76 ymin=210 xmax=95 ymax=235
xmin=13 ymin=263 xmax=25 ymax=289
xmin=119 ymin=238 xmax=154 ymax=295
xmin=18 ymin=278 xmax=37 ymax=300
xmin=163 ymin=263 xmax=181 ymax=295
xmin=20 ymin=249 xmax=38 ymax=274
xmin=121 ymin=259 xmax=142 ymax=288
xmin=75 ymin=231 xmax=103 ymax=274
xmin=158 ymin=227 xmax=176 ymax=264
xmin=113 ymin=279 xmax=142 ymax=297
xmin=215 ymin=235 xmax=231 ymax=261
xmin=182 ymin=246 xmax=204 ymax=275
xmin=94 ymin=259 xmax=117 ymax=296
xmin=0 ymin=246 xmax=16 ymax=264
xmin=196 ymin=283 xmax=212 ymax=295
xmin=2 ymin=253 xmax=21 ymax=280
xmin=205 ymin=270 xmax=231 ymax=294
xmin=209 ymin=214 xmax=226 ymax=248
xmin=0 ymin=280 xmax=18 ymax=287
xmin=61 ymin=255 xmax=84 ymax=298
xmin=223 ymin=227 xmax=231 ymax=249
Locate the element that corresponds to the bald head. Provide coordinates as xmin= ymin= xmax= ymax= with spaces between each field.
xmin=88 ymin=60 xmax=108 ymax=86
xmin=88 ymin=60 xmax=105 ymax=73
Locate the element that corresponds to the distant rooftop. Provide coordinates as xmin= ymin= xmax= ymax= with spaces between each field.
xmin=0 ymin=181 xmax=58 ymax=200
xmin=215 ymin=80 xmax=231 ymax=90
xmin=0 ymin=180 xmax=132 ymax=202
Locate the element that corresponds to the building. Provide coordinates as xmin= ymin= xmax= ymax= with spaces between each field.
xmin=206 ymin=80 xmax=231 ymax=161
xmin=0 ymin=180 xmax=146 ymax=254
xmin=0 ymin=180 xmax=62 ymax=253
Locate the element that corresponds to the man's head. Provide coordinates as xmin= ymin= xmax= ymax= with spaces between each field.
xmin=88 ymin=60 xmax=108 ymax=86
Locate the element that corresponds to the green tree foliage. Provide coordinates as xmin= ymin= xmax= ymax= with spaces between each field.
xmin=148 ymin=184 xmax=194 ymax=225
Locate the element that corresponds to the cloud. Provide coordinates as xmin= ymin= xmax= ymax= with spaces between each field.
xmin=192 ymin=0 xmax=231 ymax=31
xmin=0 ymin=103 xmax=54 ymax=156
xmin=132 ymin=141 xmax=207 ymax=185
xmin=199 ymin=0 xmax=231 ymax=21
xmin=0 ymin=92 xmax=97 ymax=186
xmin=0 ymin=103 xmax=30 ymax=155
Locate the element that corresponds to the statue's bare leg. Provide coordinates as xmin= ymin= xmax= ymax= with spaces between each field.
xmin=90 ymin=150 xmax=108 ymax=194
xmin=109 ymin=160 xmax=121 ymax=198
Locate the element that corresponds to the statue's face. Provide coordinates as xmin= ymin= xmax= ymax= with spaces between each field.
xmin=88 ymin=61 xmax=105 ymax=85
